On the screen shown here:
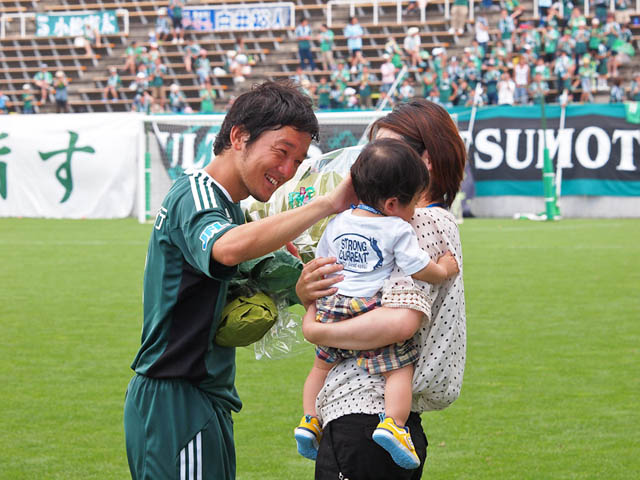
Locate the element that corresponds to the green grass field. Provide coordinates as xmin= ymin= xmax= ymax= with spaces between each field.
xmin=1 ymin=218 xmax=638 ymax=479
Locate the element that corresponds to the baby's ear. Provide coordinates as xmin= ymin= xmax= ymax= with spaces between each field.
xmin=383 ymin=197 xmax=399 ymax=214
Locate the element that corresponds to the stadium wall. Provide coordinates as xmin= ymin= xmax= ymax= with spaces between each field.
xmin=0 ymin=106 xmax=638 ymax=220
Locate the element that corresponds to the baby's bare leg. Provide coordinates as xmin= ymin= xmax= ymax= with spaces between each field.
xmin=381 ymin=364 xmax=414 ymax=427
xmin=303 ymin=356 xmax=334 ymax=417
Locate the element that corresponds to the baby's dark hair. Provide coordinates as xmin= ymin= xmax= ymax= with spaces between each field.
xmin=351 ymin=138 xmax=429 ymax=210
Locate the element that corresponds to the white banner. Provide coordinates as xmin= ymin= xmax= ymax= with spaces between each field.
xmin=183 ymin=2 xmax=295 ymax=32
xmin=0 ymin=113 xmax=140 ymax=218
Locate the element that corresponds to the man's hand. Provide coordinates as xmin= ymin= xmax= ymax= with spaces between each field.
xmin=325 ymin=174 xmax=357 ymax=216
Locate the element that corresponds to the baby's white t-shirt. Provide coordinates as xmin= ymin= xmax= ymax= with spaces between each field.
xmin=316 ymin=209 xmax=431 ymax=297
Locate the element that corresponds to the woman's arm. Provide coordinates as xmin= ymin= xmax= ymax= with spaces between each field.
xmin=302 ymin=304 xmax=422 ymax=350
xmin=296 ymin=257 xmax=423 ymax=350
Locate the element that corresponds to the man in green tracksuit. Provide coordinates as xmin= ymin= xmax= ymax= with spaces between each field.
xmin=124 ymin=81 xmax=355 ymax=479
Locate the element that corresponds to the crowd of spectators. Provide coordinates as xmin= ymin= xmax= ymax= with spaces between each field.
xmin=102 ymin=4 xmax=262 ymax=114
xmin=3 ymin=63 xmax=71 ymax=114
xmin=288 ymin=5 xmax=640 ymax=110
xmin=465 ymin=2 xmax=640 ymax=106
xmin=2 ymin=2 xmax=639 ymax=114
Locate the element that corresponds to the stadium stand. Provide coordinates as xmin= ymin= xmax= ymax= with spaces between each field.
xmin=0 ymin=0 xmax=639 ymax=113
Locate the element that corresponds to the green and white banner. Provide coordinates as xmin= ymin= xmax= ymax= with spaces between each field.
xmin=454 ymin=104 xmax=640 ymax=197
xmin=0 ymin=113 xmax=139 ymax=218
xmin=35 ymin=11 xmax=119 ymax=38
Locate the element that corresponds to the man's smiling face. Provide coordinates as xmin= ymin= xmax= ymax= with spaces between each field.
xmin=237 ymin=126 xmax=311 ymax=202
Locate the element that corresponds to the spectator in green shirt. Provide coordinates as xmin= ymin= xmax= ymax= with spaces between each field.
xmin=358 ymin=76 xmax=373 ymax=109
xmin=184 ymin=39 xmax=201 ymax=73
xmin=295 ymin=18 xmax=316 ymax=71
xmin=195 ymin=48 xmax=212 ymax=84
xmin=317 ymin=77 xmax=331 ymax=109
xmin=483 ymin=62 xmax=500 ymax=104
xmin=53 ymin=70 xmax=69 ymax=113
xmin=567 ymin=7 xmax=586 ymax=34
xmin=169 ymin=0 xmax=184 ymax=44
xmin=149 ymin=58 xmax=167 ymax=109
xmin=575 ymin=55 xmax=596 ymax=103
xmin=437 ymin=70 xmax=457 ymax=107
xmin=588 ymin=18 xmax=603 ymax=55
xmin=529 ymin=72 xmax=549 ymax=105
xmin=21 ymin=84 xmax=35 ymax=114
xmin=33 ymin=63 xmax=53 ymax=104
xmin=629 ymin=73 xmax=640 ymax=101
xmin=123 ymin=40 xmax=142 ymax=75
xmin=573 ymin=23 xmax=589 ymax=65
xmin=103 ymin=66 xmax=121 ymax=102
xmin=503 ymin=0 xmax=524 ymax=20
xmin=318 ymin=24 xmax=336 ymax=72
xmin=498 ymin=9 xmax=516 ymax=53
xmin=199 ymin=78 xmax=217 ymax=113
xmin=609 ymin=78 xmax=624 ymax=102
xmin=542 ymin=24 xmax=559 ymax=63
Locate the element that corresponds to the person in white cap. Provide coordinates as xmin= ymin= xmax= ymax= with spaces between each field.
xmin=21 ymin=84 xmax=35 ymax=114
xmin=155 ymin=7 xmax=171 ymax=42
xmin=403 ymin=27 xmax=421 ymax=70
xmin=103 ymin=66 xmax=121 ymax=102
xmin=53 ymin=70 xmax=69 ymax=113
xmin=168 ymin=82 xmax=186 ymax=113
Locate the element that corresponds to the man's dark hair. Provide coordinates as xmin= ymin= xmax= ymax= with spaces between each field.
xmin=213 ymin=81 xmax=318 ymax=155
xmin=351 ymin=138 xmax=429 ymax=209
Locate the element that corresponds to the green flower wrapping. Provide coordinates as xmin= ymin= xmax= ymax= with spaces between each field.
xmin=215 ymin=249 xmax=304 ymax=347
xmin=215 ymin=292 xmax=277 ymax=347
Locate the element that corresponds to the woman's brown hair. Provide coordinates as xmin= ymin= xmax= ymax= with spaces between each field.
xmin=369 ymin=100 xmax=466 ymax=208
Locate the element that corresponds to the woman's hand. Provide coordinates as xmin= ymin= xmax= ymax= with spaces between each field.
xmin=295 ymin=256 xmax=344 ymax=308
xmin=301 ymin=304 xmax=320 ymax=344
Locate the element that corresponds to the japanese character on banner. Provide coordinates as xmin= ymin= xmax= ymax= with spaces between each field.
xmin=215 ymin=10 xmax=232 ymax=30
xmin=233 ymin=9 xmax=251 ymax=30
xmin=101 ymin=12 xmax=117 ymax=34
xmin=39 ymin=131 xmax=95 ymax=204
xmin=53 ymin=17 xmax=70 ymax=37
xmin=36 ymin=15 xmax=51 ymax=36
xmin=86 ymin=14 xmax=101 ymax=31
xmin=270 ymin=8 xmax=288 ymax=29
xmin=68 ymin=16 xmax=85 ymax=36
xmin=251 ymin=8 xmax=272 ymax=30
